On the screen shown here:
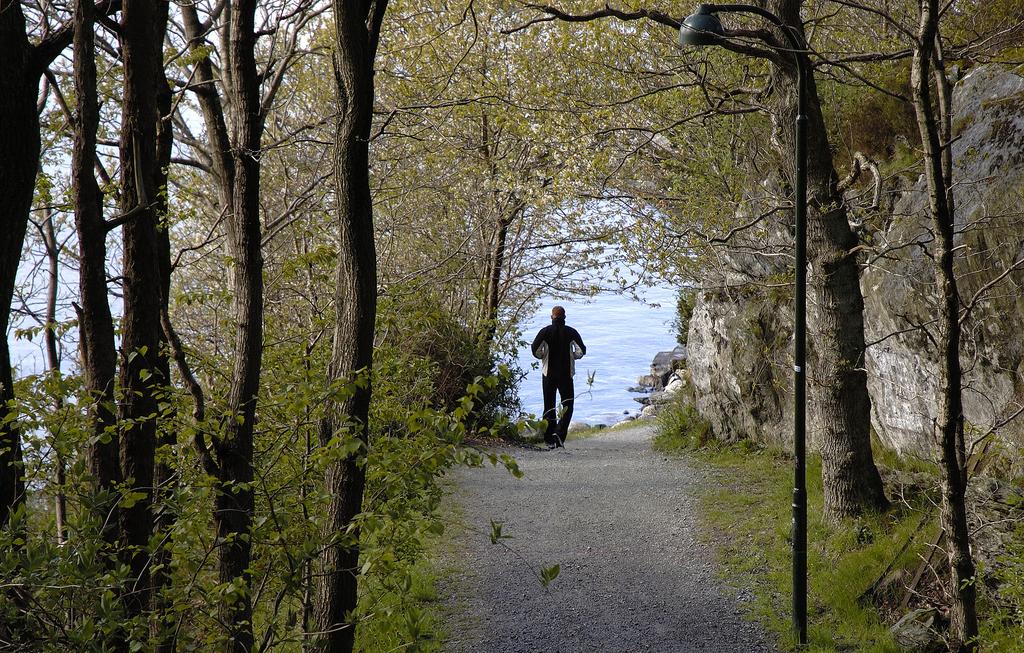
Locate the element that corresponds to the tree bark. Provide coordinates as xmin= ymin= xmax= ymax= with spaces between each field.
xmin=481 ymin=210 xmax=514 ymax=344
xmin=182 ymin=2 xmax=264 ymax=648
xmin=151 ymin=5 xmax=177 ymax=647
xmin=214 ymin=2 xmax=264 ymax=650
xmin=911 ymin=2 xmax=978 ymax=648
xmin=40 ymin=215 xmax=68 ymax=545
xmin=72 ymin=0 xmax=122 ymax=547
xmin=117 ymin=0 xmax=167 ymax=626
xmin=765 ymin=0 xmax=887 ymax=519
xmin=313 ymin=2 xmax=387 ymax=650
xmin=0 ymin=0 xmax=37 ymax=531
xmin=477 ymin=115 xmax=523 ymax=347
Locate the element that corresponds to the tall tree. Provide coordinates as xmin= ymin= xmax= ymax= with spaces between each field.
xmin=215 ymin=3 xmax=263 ymax=649
xmin=910 ymin=1 xmax=978 ymax=648
xmin=150 ymin=4 xmax=176 ymax=648
xmin=117 ymin=0 xmax=169 ymax=628
xmin=760 ymin=0 xmax=888 ymax=519
xmin=38 ymin=213 xmax=67 ymax=544
xmin=369 ymin=3 xmax=613 ymax=349
xmin=0 ymin=0 xmax=82 ymax=531
xmin=0 ymin=0 xmax=38 ymax=531
xmin=72 ymin=0 xmax=120 ymax=546
xmin=314 ymin=1 xmax=387 ymax=650
xmin=180 ymin=1 xmax=267 ymax=648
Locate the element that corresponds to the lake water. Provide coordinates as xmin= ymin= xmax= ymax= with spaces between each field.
xmin=514 ymin=284 xmax=680 ymax=426
xmin=9 ymin=282 xmax=681 ymax=427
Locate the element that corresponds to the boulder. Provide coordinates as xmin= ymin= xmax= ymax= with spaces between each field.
xmin=889 ymin=608 xmax=943 ymax=651
xmin=650 ymin=346 xmax=687 ymax=388
xmin=636 ymin=347 xmax=689 ymax=392
xmin=634 ymin=374 xmax=661 ymax=389
xmin=664 ymin=372 xmax=685 ymax=395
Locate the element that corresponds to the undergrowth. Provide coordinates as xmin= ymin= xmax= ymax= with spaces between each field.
xmin=355 ymin=535 xmax=448 ymax=653
xmin=655 ymin=399 xmax=934 ymax=652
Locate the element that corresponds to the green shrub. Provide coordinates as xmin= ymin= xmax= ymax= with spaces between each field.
xmin=374 ymin=290 xmax=519 ymax=437
xmin=673 ymin=288 xmax=696 ymax=347
xmin=654 ymin=399 xmax=713 ymax=452
xmin=0 ymin=292 xmax=519 ymax=651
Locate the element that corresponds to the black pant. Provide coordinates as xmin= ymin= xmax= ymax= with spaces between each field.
xmin=541 ymin=375 xmax=574 ymax=444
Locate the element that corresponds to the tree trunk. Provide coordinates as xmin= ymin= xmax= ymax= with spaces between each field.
xmin=0 ymin=0 xmax=37 ymax=531
xmin=117 ymin=0 xmax=167 ymax=626
xmin=182 ymin=2 xmax=265 ymax=647
xmin=180 ymin=4 xmax=235 ymax=213
xmin=313 ymin=2 xmax=387 ymax=650
xmin=214 ymin=3 xmax=264 ymax=650
xmin=72 ymin=0 xmax=121 ymax=547
xmin=151 ymin=6 xmax=177 ymax=647
xmin=481 ymin=211 xmax=513 ymax=345
xmin=911 ymin=2 xmax=978 ymax=648
xmin=766 ymin=0 xmax=887 ymax=519
xmin=476 ymin=114 xmax=523 ymax=348
xmin=41 ymin=215 xmax=68 ymax=545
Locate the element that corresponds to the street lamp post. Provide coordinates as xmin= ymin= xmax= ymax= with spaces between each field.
xmin=678 ymin=3 xmax=809 ymax=646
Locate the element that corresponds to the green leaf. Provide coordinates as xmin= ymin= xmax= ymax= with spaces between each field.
xmin=120 ymin=491 xmax=147 ymax=509
xmin=540 ymin=564 xmax=560 ymax=587
xmin=489 ymin=520 xmax=510 ymax=544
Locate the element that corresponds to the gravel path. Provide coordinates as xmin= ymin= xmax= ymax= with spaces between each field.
xmin=438 ymin=424 xmax=776 ymax=653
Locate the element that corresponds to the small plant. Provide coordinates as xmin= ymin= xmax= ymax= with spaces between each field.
xmin=654 ymin=399 xmax=713 ymax=452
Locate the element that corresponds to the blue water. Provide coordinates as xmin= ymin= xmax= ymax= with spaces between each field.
xmin=9 ymin=282 xmax=681 ymax=427
xmin=514 ymin=285 xmax=680 ymax=426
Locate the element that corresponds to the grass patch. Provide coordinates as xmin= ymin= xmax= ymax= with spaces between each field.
xmin=566 ymin=420 xmax=635 ymax=441
xmin=870 ymin=431 xmax=940 ymax=476
xmin=656 ymin=401 xmax=935 ymax=651
xmin=653 ymin=401 xmax=715 ymax=453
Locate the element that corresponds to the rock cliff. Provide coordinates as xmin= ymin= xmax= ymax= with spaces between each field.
xmin=863 ymin=65 xmax=1024 ymax=458
xmin=686 ymin=65 xmax=1024 ymax=460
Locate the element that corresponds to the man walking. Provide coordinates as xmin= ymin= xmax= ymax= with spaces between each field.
xmin=531 ymin=306 xmax=586 ymax=449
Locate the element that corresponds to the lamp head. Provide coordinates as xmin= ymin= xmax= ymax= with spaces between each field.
xmin=678 ymin=4 xmax=724 ymax=47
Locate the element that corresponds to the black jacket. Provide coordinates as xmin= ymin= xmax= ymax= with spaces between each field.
xmin=531 ymin=318 xmax=586 ymax=379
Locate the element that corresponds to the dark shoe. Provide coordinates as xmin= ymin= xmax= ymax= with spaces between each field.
xmin=546 ymin=442 xmax=557 ymax=450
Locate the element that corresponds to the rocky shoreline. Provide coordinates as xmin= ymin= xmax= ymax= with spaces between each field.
xmin=622 ymin=345 xmax=689 ymax=423
xmin=565 ymin=345 xmax=689 ymax=432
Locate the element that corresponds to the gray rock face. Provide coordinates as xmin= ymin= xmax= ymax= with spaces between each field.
xmin=688 ymin=287 xmax=791 ymax=445
xmin=686 ymin=65 xmax=1024 ymax=459
xmin=862 ymin=65 xmax=1024 ymax=458
xmin=685 ymin=170 xmax=796 ymax=447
